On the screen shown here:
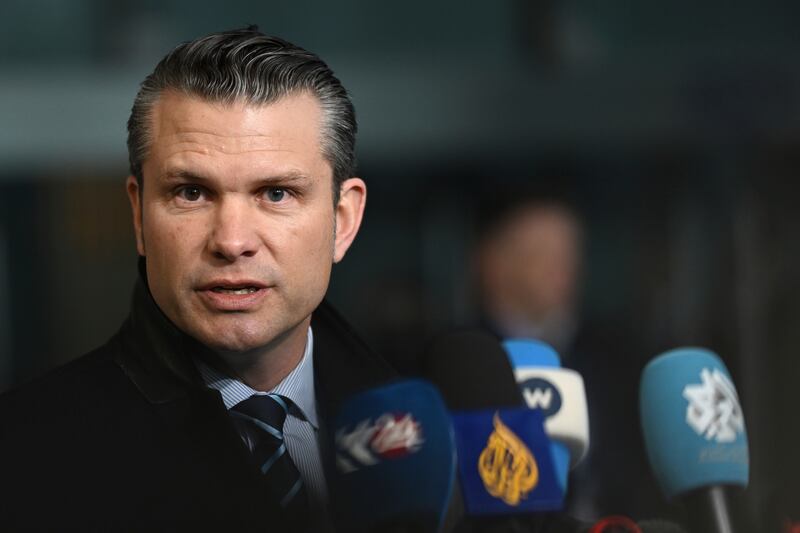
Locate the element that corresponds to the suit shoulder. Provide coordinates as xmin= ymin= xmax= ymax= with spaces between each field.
xmin=0 ymin=333 xmax=133 ymax=428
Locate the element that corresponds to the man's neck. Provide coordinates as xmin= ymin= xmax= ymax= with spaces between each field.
xmin=213 ymin=316 xmax=312 ymax=392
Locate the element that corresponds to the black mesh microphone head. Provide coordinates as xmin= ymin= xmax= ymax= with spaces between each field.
xmin=420 ymin=329 xmax=524 ymax=411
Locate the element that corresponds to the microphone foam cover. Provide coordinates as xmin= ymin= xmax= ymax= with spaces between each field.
xmin=639 ymin=348 xmax=749 ymax=499
xmin=331 ymin=379 xmax=456 ymax=532
xmin=504 ymin=338 xmax=561 ymax=368
xmin=422 ymin=329 xmax=524 ymax=410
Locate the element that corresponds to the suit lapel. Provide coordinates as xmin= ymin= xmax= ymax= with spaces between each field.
xmin=114 ymin=272 xmax=289 ymax=523
xmin=311 ymin=299 xmax=397 ymax=420
xmin=113 ymin=271 xmax=396 ymax=528
xmin=310 ymin=299 xmax=398 ymax=529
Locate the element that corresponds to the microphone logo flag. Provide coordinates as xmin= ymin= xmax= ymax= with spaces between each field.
xmin=371 ymin=413 xmax=425 ymax=459
xmin=478 ymin=412 xmax=539 ymax=506
xmin=336 ymin=413 xmax=424 ymax=472
xmin=519 ymin=377 xmax=562 ymax=417
xmin=452 ymin=407 xmax=563 ymax=513
xmin=683 ymin=368 xmax=744 ymax=444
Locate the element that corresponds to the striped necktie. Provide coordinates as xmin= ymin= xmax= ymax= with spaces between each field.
xmin=230 ymin=393 xmax=308 ymax=514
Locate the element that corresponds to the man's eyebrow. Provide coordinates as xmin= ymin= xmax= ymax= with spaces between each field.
xmin=162 ymin=169 xmax=208 ymax=183
xmin=161 ymin=169 xmax=313 ymax=184
xmin=252 ymin=171 xmax=313 ymax=185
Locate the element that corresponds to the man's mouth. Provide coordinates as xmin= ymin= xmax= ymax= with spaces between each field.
xmin=197 ymin=281 xmax=270 ymax=311
xmin=210 ymin=286 xmax=261 ymax=295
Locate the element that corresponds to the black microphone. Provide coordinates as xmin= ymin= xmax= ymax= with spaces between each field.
xmin=422 ymin=329 xmax=525 ymax=411
xmin=587 ymin=516 xmax=687 ymax=532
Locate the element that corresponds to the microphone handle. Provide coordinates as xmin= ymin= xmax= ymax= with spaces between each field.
xmin=681 ymin=485 xmax=736 ymax=533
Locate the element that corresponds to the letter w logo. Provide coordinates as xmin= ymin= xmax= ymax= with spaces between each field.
xmin=523 ymin=388 xmax=553 ymax=410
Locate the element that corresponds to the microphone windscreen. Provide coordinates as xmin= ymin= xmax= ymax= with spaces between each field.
xmin=330 ymin=379 xmax=456 ymax=533
xmin=504 ymin=338 xmax=561 ymax=368
xmin=639 ymin=348 xmax=749 ymax=499
xmin=422 ymin=329 xmax=523 ymax=410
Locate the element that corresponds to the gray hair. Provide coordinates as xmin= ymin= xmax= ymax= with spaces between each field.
xmin=126 ymin=26 xmax=357 ymax=203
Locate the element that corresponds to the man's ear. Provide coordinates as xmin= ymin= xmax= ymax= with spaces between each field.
xmin=333 ymin=177 xmax=367 ymax=263
xmin=126 ymin=175 xmax=146 ymax=256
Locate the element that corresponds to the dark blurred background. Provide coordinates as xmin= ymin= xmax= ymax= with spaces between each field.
xmin=1 ymin=0 xmax=798 ymax=529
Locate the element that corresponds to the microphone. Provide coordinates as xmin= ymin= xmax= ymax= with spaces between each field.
xmin=640 ymin=348 xmax=749 ymax=533
xmin=423 ymin=329 xmax=524 ymax=411
xmin=450 ymin=406 xmax=564 ymax=514
xmin=588 ymin=516 xmax=688 ymax=532
xmin=588 ymin=515 xmax=642 ymax=532
xmin=502 ymin=338 xmax=590 ymax=492
xmin=422 ymin=330 xmax=564 ymax=517
xmin=329 ymin=379 xmax=457 ymax=533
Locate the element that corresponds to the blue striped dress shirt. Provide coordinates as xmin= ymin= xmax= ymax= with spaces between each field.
xmin=196 ymin=328 xmax=332 ymax=530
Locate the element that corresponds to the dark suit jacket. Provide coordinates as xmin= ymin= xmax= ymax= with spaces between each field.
xmin=0 ymin=276 xmax=396 ymax=532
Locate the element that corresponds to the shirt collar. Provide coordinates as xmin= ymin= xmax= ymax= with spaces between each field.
xmin=196 ymin=327 xmax=318 ymax=429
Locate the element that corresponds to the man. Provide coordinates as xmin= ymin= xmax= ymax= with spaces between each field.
xmin=476 ymin=199 xmax=584 ymax=354
xmin=0 ymin=27 xmax=395 ymax=531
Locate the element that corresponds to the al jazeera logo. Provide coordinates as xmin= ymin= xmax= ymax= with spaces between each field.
xmin=477 ymin=412 xmax=539 ymax=506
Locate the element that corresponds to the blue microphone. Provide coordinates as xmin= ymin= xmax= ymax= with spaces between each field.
xmin=640 ymin=348 xmax=749 ymax=533
xmin=451 ymin=406 xmax=564 ymax=515
xmin=329 ymin=379 xmax=457 ymax=533
xmin=503 ymin=339 xmax=590 ymax=495
xmin=421 ymin=330 xmax=564 ymax=519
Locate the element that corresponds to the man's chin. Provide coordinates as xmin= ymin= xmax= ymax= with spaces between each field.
xmin=195 ymin=332 xmax=270 ymax=355
xmin=182 ymin=313 xmax=311 ymax=358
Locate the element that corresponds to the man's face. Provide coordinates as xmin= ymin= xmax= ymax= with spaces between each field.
xmin=126 ymin=91 xmax=365 ymax=355
xmin=481 ymin=205 xmax=582 ymax=321
xmin=507 ymin=207 xmax=582 ymax=313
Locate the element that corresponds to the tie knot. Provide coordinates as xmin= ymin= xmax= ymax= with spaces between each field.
xmin=232 ymin=393 xmax=290 ymax=433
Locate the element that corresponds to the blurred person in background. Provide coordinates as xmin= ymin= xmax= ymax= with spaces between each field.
xmin=473 ymin=191 xmax=672 ymax=522
xmin=476 ymin=198 xmax=582 ymax=354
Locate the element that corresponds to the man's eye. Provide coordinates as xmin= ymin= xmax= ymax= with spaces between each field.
xmin=264 ymin=187 xmax=287 ymax=202
xmin=177 ymin=186 xmax=204 ymax=202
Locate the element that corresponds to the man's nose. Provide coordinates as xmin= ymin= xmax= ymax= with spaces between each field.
xmin=207 ymin=197 xmax=260 ymax=262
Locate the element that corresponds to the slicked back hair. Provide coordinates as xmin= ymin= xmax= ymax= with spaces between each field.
xmin=126 ymin=26 xmax=357 ymax=204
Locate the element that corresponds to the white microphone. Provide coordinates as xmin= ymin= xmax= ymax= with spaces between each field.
xmin=503 ymin=339 xmax=590 ymax=469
